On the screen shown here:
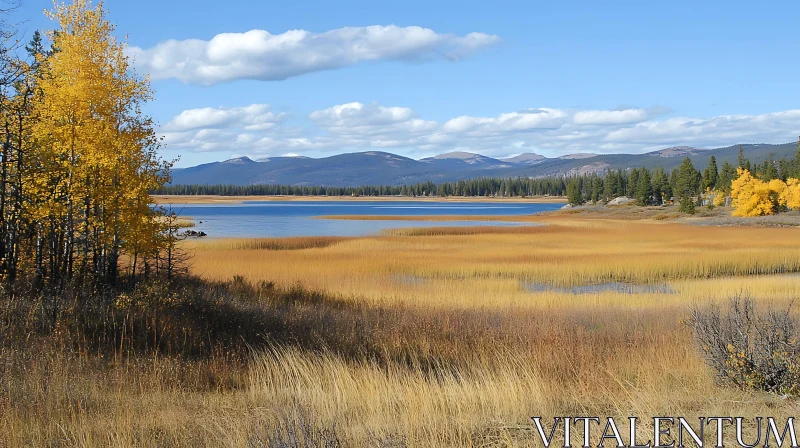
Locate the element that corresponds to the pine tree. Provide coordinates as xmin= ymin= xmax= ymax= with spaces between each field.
xmin=794 ymin=136 xmax=800 ymax=178
xmin=669 ymin=168 xmax=680 ymax=198
xmin=680 ymin=196 xmax=696 ymax=214
xmin=702 ymin=156 xmax=719 ymax=191
xmin=761 ymin=153 xmax=779 ymax=181
xmin=591 ymin=175 xmax=603 ymax=203
xmin=676 ymin=157 xmax=699 ymax=214
xmin=635 ymin=168 xmax=653 ymax=206
xmin=566 ymin=179 xmax=583 ymax=206
xmin=718 ymin=161 xmax=736 ymax=195
xmin=737 ymin=145 xmax=752 ymax=174
xmin=662 ymin=169 xmax=674 ymax=203
xmin=603 ymin=169 xmax=615 ymax=202
xmin=627 ymin=169 xmax=639 ymax=197
xmin=615 ymin=170 xmax=626 ymax=196
xmin=651 ymin=167 xmax=669 ymax=205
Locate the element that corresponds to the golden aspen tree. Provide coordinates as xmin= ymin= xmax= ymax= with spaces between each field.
xmin=780 ymin=178 xmax=800 ymax=210
xmin=30 ymin=0 xmax=170 ymax=284
xmin=730 ymin=168 xmax=787 ymax=217
xmin=712 ymin=188 xmax=727 ymax=207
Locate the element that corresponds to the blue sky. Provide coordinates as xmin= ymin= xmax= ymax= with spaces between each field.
xmin=13 ymin=0 xmax=800 ymax=167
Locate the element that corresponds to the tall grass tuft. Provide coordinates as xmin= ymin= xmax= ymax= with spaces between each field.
xmin=190 ymin=236 xmax=350 ymax=251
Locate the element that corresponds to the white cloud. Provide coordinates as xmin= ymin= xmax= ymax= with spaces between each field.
xmin=309 ymin=102 xmax=438 ymax=138
xmin=310 ymin=102 xmax=414 ymax=127
xmin=159 ymin=103 xmax=800 ymax=159
xmin=129 ymin=26 xmax=500 ymax=85
xmin=604 ymin=110 xmax=800 ymax=147
xmin=443 ymin=108 xmax=569 ymax=134
xmin=162 ymin=104 xmax=285 ymax=132
xmin=573 ymin=107 xmax=668 ymax=125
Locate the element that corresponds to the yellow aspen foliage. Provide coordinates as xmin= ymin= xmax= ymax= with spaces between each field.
xmin=768 ymin=178 xmax=788 ymax=199
xmin=730 ymin=168 xmax=785 ymax=217
xmin=727 ymin=169 xmax=800 ymax=217
xmin=781 ymin=178 xmax=800 ymax=210
xmin=712 ymin=189 xmax=727 ymax=207
xmin=0 ymin=0 xmax=176 ymax=285
xmin=28 ymin=0 xmax=171 ymax=280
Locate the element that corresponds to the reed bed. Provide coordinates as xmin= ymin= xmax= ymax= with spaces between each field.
xmin=189 ymin=219 xmax=800 ymax=309
xmin=187 ymin=235 xmax=351 ymax=251
xmin=155 ymin=214 xmax=195 ymax=228
xmin=383 ymin=224 xmax=547 ymax=236
xmin=174 ymin=218 xmax=195 ymax=228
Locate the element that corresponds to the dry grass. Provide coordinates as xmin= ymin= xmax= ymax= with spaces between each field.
xmin=6 ymin=215 xmax=800 ymax=446
xmin=5 ymin=297 xmax=795 ymax=446
xmin=195 ymin=236 xmax=351 ymax=251
xmin=174 ymin=218 xmax=195 ymax=228
xmin=188 ymin=218 xmax=800 ymax=309
xmin=155 ymin=214 xmax=196 ymax=228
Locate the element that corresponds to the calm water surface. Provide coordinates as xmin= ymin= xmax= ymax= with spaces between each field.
xmin=165 ymin=201 xmax=563 ymax=238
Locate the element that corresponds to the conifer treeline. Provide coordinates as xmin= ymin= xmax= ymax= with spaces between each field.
xmin=155 ymin=177 xmax=570 ymax=198
xmin=0 ymin=1 xmax=174 ymax=289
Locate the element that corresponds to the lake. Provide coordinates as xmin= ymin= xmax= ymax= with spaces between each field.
xmin=163 ymin=200 xmax=563 ymax=238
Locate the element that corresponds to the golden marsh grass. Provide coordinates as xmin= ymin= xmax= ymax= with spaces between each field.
xmin=195 ymin=236 xmax=351 ymax=251
xmin=187 ymin=218 xmax=800 ymax=309
xmin=6 ymin=215 xmax=800 ymax=446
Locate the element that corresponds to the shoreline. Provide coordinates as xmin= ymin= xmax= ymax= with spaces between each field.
xmin=152 ymin=194 xmax=568 ymax=205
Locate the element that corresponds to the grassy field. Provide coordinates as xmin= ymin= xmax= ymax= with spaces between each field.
xmin=5 ymin=213 xmax=800 ymax=446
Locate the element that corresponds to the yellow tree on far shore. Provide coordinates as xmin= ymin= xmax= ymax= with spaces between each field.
xmin=730 ymin=168 xmax=800 ymax=216
xmin=781 ymin=178 xmax=800 ymax=210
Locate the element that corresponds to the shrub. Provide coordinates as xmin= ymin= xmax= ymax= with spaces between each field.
xmin=688 ymin=295 xmax=800 ymax=395
xmin=679 ymin=195 xmax=696 ymax=214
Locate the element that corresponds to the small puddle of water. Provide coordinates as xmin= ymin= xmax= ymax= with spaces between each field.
xmin=391 ymin=274 xmax=428 ymax=286
xmin=522 ymin=281 xmax=675 ymax=295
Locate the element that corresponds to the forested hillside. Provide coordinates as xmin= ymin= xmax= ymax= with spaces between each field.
xmin=167 ymin=142 xmax=798 ymax=187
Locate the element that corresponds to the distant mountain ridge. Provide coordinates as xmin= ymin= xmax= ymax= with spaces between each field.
xmin=501 ymin=153 xmax=546 ymax=164
xmin=170 ymin=142 xmax=798 ymax=187
xmin=651 ymin=146 xmax=712 ymax=158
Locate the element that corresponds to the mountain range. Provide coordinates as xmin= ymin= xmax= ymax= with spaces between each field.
xmin=170 ymin=142 xmax=798 ymax=187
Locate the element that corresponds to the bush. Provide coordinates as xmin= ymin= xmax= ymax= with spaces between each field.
xmin=679 ymin=195 xmax=696 ymax=214
xmin=688 ymin=296 xmax=800 ymax=395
